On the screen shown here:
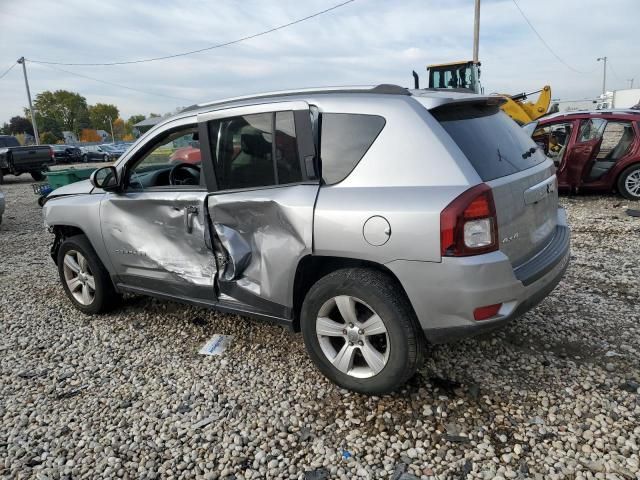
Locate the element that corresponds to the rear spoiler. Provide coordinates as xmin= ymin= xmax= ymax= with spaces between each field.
xmin=412 ymin=90 xmax=507 ymax=111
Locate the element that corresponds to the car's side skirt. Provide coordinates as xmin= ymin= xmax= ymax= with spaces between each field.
xmin=115 ymin=283 xmax=295 ymax=330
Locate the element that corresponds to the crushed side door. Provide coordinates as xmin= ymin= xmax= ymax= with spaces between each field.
xmin=198 ymin=103 xmax=319 ymax=319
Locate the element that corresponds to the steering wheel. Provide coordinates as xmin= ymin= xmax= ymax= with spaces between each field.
xmin=169 ymin=162 xmax=201 ymax=186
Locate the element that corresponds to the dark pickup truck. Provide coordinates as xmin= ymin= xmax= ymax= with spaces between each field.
xmin=0 ymin=135 xmax=55 ymax=183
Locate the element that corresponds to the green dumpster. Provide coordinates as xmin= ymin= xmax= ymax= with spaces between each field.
xmin=44 ymin=167 xmax=96 ymax=189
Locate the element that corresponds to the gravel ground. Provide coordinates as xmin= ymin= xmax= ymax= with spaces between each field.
xmin=1 ymin=171 xmax=639 ymax=480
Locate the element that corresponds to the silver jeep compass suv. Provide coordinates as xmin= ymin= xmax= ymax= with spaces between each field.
xmin=43 ymin=85 xmax=570 ymax=394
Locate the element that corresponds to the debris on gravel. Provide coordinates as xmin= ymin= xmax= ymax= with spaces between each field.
xmin=1 ymin=175 xmax=639 ymax=479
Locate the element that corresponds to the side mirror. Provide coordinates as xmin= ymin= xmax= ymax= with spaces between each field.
xmin=90 ymin=166 xmax=119 ymax=191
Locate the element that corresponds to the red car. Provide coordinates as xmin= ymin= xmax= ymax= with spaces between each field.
xmin=169 ymin=145 xmax=201 ymax=164
xmin=525 ymin=110 xmax=640 ymax=199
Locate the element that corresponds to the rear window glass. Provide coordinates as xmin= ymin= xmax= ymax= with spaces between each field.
xmin=320 ymin=113 xmax=385 ymax=184
xmin=432 ymin=104 xmax=545 ymax=181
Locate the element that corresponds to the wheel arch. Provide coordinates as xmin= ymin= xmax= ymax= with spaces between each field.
xmin=616 ymin=161 xmax=640 ymax=196
xmin=291 ymin=255 xmax=419 ymax=332
xmin=50 ymin=225 xmax=89 ymax=264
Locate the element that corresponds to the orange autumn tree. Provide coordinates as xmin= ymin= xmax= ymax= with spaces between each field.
xmin=80 ymin=128 xmax=102 ymax=142
xmin=112 ymin=118 xmax=126 ymax=141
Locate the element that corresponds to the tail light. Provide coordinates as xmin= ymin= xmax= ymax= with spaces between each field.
xmin=440 ymin=183 xmax=498 ymax=256
xmin=49 ymin=147 xmax=55 ymax=160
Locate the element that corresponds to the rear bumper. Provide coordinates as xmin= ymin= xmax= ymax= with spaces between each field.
xmin=386 ymin=208 xmax=570 ymax=344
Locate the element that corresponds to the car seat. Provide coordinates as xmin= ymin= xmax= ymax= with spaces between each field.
xmin=229 ymin=128 xmax=274 ymax=188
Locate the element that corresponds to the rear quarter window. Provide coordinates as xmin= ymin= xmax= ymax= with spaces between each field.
xmin=432 ymin=103 xmax=546 ymax=181
xmin=320 ymin=113 xmax=385 ymax=185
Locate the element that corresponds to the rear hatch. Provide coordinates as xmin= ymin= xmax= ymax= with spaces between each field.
xmin=431 ymin=100 xmax=558 ymax=267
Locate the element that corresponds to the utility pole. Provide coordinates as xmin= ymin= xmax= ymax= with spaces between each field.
xmin=17 ymin=57 xmax=40 ymax=145
xmin=628 ymin=78 xmax=634 ymax=89
xmin=472 ymin=0 xmax=481 ymax=63
xmin=108 ymin=117 xmax=115 ymax=143
xmin=597 ymin=56 xmax=607 ymax=95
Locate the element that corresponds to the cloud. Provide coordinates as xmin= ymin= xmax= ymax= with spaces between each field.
xmin=0 ymin=0 xmax=638 ymax=124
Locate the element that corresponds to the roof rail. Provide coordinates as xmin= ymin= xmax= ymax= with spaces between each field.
xmin=191 ymin=84 xmax=411 ymax=110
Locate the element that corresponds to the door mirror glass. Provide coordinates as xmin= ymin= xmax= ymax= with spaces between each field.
xmin=91 ymin=166 xmax=119 ymax=190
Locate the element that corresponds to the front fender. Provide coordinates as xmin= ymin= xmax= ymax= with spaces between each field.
xmin=43 ymin=193 xmax=113 ymax=274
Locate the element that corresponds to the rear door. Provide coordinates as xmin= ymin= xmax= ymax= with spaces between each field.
xmin=432 ymin=102 xmax=560 ymax=266
xmin=584 ymin=119 xmax=636 ymax=181
xmin=198 ymin=101 xmax=319 ymax=319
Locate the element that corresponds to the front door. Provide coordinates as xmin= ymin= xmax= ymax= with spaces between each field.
xmin=198 ymin=102 xmax=319 ymax=319
xmin=100 ymin=123 xmax=216 ymax=302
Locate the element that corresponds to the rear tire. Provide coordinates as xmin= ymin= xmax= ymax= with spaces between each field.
xmin=0 ymin=170 xmax=4 ymax=184
xmin=617 ymin=164 xmax=640 ymax=200
xmin=82 ymin=154 xmax=88 ymax=163
xmin=301 ymin=268 xmax=424 ymax=395
xmin=103 ymin=154 xmax=109 ymax=162
xmin=31 ymin=171 xmax=45 ymax=181
xmin=57 ymin=235 xmax=120 ymax=314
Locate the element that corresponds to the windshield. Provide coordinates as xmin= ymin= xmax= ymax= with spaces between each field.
xmin=432 ymin=103 xmax=546 ymax=181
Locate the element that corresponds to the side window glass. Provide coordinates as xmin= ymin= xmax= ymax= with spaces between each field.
xmin=275 ymin=111 xmax=302 ymax=184
xmin=128 ymin=129 xmax=200 ymax=190
xmin=597 ymin=121 xmax=635 ymax=161
xmin=320 ymin=113 xmax=385 ymax=185
xmin=210 ymin=113 xmax=274 ymax=190
xmin=578 ymin=118 xmax=606 ymax=142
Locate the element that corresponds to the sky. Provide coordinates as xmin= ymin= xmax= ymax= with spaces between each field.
xmin=1 ymin=0 xmax=639 ymax=124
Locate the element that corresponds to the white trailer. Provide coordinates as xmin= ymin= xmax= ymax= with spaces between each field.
xmin=613 ymin=89 xmax=640 ymax=108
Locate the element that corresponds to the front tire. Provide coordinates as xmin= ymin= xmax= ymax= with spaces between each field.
xmin=301 ymin=268 xmax=424 ymax=395
xmin=103 ymin=154 xmax=109 ymax=162
xmin=618 ymin=164 xmax=640 ymax=200
xmin=31 ymin=171 xmax=46 ymax=181
xmin=57 ymin=235 xmax=119 ymax=314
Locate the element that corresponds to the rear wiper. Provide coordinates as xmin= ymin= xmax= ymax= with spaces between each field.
xmin=521 ymin=147 xmax=537 ymax=159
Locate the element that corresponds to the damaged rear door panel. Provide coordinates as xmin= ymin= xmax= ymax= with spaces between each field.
xmin=208 ymin=186 xmax=317 ymax=317
xmin=198 ymin=101 xmax=319 ymax=319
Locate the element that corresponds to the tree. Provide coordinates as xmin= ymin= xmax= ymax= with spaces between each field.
xmin=40 ymin=132 xmax=59 ymax=144
xmin=31 ymin=90 xmax=89 ymax=136
xmin=8 ymin=116 xmax=34 ymax=135
xmin=80 ymin=129 xmax=102 ymax=142
xmin=127 ymin=114 xmax=145 ymax=126
xmin=0 ymin=123 xmax=9 ymax=135
xmin=36 ymin=116 xmax=63 ymax=141
xmin=125 ymin=114 xmax=145 ymax=136
xmin=88 ymin=103 xmax=119 ymax=132
xmin=112 ymin=118 xmax=125 ymax=140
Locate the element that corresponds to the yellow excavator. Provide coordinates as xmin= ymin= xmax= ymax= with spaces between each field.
xmin=416 ymin=60 xmax=555 ymax=125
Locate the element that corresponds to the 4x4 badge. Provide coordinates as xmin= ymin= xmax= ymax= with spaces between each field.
xmin=502 ymin=232 xmax=519 ymax=244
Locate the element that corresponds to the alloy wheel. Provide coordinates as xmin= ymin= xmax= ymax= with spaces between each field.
xmin=316 ymin=295 xmax=390 ymax=378
xmin=625 ymin=170 xmax=640 ymax=197
xmin=62 ymin=250 xmax=96 ymax=305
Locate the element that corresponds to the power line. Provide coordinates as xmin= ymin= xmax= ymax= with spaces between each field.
xmin=511 ymin=0 xmax=590 ymax=74
xmin=34 ymin=62 xmax=195 ymax=102
xmin=0 ymin=62 xmax=17 ymax=80
xmin=27 ymin=0 xmax=355 ymax=67
xmin=607 ymin=60 xmax=624 ymax=82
